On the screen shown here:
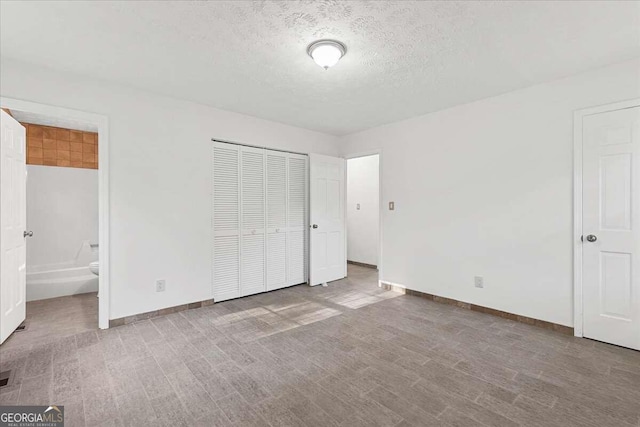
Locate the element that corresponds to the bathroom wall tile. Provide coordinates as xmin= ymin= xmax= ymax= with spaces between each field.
xmin=70 ymin=130 xmax=83 ymax=142
xmin=83 ymin=132 xmax=94 ymax=144
xmin=28 ymin=137 xmax=43 ymax=148
xmin=20 ymin=122 xmax=98 ymax=170
xmin=43 ymin=149 xmax=56 ymax=161
xmin=56 ymin=128 xmax=70 ymax=141
xmin=29 ymin=147 xmax=43 ymax=159
xmin=29 ymin=156 xmax=44 ymax=165
xmin=28 ymin=125 xmax=43 ymax=139
xmin=43 ymin=139 xmax=57 ymax=150
xmin=42 ymin=127 xmax=56 ymax=139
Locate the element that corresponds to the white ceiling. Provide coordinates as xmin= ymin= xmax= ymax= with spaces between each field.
xmin=1 ymin=1 xmax=638 ymax=135
xmin=9 ymin=110 xmax=98 ymax=133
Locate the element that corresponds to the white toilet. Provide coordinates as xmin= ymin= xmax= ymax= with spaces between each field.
xmin=89 ymin=261 xmax=99 ymax=276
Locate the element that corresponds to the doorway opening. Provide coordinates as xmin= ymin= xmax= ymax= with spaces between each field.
xmin=0 ymin=99 xmax=109 ymax=349
xmin=2 ymin=108 xmax=99 ymax=345
xmin=346 ymin=153 xmax=381 ymax=287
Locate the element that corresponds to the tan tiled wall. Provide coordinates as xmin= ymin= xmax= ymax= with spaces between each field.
xmin=23 ymin=123 xmax=98 ymax=169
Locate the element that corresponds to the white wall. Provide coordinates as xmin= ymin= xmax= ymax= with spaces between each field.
xmin=347 ymin=155 xmax=379 ymax=266
xmin=27 ymin=165 xmax=98 ymax=269
xmin=1 ymin=59 xmax=341 ymax=320
xmin=340 ymin=59 xmax=640 ymax=327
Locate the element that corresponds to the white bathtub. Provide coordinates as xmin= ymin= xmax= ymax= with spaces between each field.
xmin=26 ymin=265 xmax=98 ymax=301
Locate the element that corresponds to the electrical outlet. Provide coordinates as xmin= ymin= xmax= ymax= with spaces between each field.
xmin=356 ymin=203 xmax=361 ymax=210
xmin=474 ymin=276 xmax=484 ymax=288
xmin=389 ymin=201 xmax=395 ymax=211
xmin=156 ymin=279 xmax=166 ymax=292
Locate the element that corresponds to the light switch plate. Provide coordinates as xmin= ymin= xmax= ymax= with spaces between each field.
xmin=389 ymin=201 xmax=395 ymax=211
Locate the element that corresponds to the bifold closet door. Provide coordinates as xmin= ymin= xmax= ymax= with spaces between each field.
xmin=213 ymin=142 xmax=307 ymax=301
xmin=240 ymin=146 xmax=266 ymax=297
xmin=288 ymin=154 xmax=308 ymax=286
xmin=266 ymin=150 xmax=288 ymax=291
xmin=212 ymin=142 xmax=241 ymax=302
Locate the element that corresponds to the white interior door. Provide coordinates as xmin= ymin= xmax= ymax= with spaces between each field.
xmin=582 ymin=105 xmax=640 ymax=350
xmin=1 ymin=110 xmax=27 ymax=344
xmin=309 ymin=153 xmax=345 ymax=286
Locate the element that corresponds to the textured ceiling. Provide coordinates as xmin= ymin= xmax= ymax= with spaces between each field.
xmin=1 ymin=1 xmax=639 ymax=135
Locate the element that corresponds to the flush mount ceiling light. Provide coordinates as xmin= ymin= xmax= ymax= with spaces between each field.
xmin=307 ymin=39 xmax=347 ymax=70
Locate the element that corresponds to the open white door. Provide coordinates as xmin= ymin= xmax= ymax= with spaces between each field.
xmin=309 ymin=153 xmax=345 ymax=286
xmin=582 ymin=105 xmax=640 ymax=350
xmin=0 ymin=110 xmax=27 ymax=344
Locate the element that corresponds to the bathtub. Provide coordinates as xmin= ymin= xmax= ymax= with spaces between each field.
xmin=26 ymin=265 xmax=98 ymax=302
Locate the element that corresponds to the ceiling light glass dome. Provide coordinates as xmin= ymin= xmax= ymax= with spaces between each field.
xmin=307 ymin=40 xmax=347 ymax=70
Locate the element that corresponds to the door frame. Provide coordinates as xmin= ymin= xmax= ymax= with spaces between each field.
xmin=573 ymin=98 xmax=640 ymax=338
xmin=344 ymin=149 xmax=383 ymax=283
xmin=0 ymin=97 xmax=111 ymax=329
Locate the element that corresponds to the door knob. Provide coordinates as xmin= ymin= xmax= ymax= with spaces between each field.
xmin=312 ymin=224 xmax=318 ymax=229
xmin=585 ymin=234 xmax=597 ymax=242
xmin=24 ymin=231 xmax=33 ymax=238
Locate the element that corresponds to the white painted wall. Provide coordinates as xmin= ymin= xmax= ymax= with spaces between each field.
xmin=27 ymin=165 xmax=98 ymax=269
xmin=347 ymin=155 xmax=379 ymax=266
xmin=340 ymin=59 xmax=640 ymax=327
xmin=0 ymin=59 xmax=341 ymax=320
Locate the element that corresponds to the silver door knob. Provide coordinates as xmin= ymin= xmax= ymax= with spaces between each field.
xmin=585 ymin=234 xmax=597 ymax=242
xmin=312 ymin=224 xmax=318 ymax=229
xmin=24 ymin=231 xmax=33 ymax=238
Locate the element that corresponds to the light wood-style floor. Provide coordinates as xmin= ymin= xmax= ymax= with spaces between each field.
xmin=0 ymin=265 xmax=638 ymax=427
xmin=1 ymin=292 xmax=98 ymax=352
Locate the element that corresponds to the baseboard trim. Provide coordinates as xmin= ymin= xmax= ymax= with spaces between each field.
xmin=109 ymin=297 xmax=215 ymax=328
xmin=380 ymin=282 xmax=573 ymax=336
xmin=347 ymin=260 xmax=378 ymax=270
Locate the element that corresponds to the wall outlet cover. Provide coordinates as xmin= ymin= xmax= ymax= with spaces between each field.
xmin=156 ymin=280 xmax=166 ymax=292
xmin=389 ymin=201 xmax=395 ymax=210
xmin=474 ymin=276 xmax=484 ymax=288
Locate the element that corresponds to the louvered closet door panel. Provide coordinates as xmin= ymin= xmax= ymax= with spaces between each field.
xmin=212 ymin=143 xmax=240 ymax=301
xmin=288 ymin=154 xmax=308 ymax=285
xmin=241 ymin=147 xmax=266 ymax=296
xmin=266 ymin=151 xmax=288 ymax=290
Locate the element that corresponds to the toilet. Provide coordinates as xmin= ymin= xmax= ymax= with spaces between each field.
xmin=89 ymin=261 xmax=99 ymax=276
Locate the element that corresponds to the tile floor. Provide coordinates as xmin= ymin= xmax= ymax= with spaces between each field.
xmin=1 ymin=265 xmax=639 ymax=426
xmin=1 ymin=292 xmax=98 ymax=352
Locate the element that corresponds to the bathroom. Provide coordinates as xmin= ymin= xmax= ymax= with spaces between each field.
xmin=8 ymin=109 xmax=99 ymax=334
